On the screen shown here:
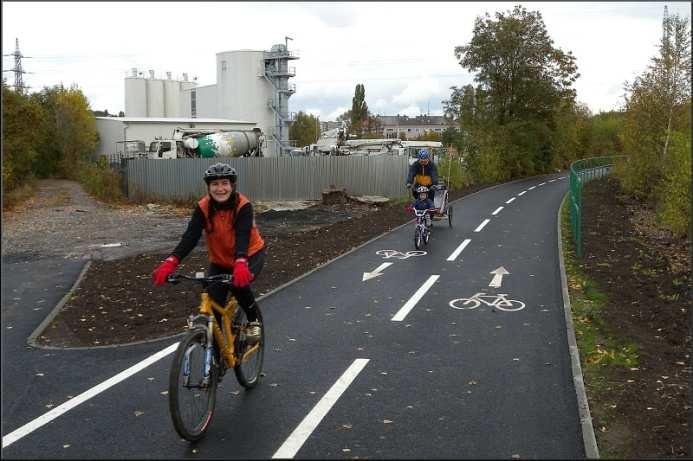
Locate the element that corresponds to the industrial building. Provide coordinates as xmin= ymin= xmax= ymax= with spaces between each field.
xmin=123 ymin=41 xmax=298 ymax=157
xmin=95 ymin=117 xmax=257 ymax=157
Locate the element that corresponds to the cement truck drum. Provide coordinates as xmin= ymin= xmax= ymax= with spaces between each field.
xmin=197 ymin=132 xmax=259 ymax=158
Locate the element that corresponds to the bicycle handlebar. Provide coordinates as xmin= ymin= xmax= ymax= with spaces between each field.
xmin=167 ymin=273 xmax=233 ymax=285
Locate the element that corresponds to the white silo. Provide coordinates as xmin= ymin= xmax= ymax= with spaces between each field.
xmin=164 ymin=75 xmax=180 ymax=117
xmin=146 ymin=72 xmax=165 ymax=117
xmin=216 ymin=45 xmax=297 ymax=157
xmin=217 ymin=50 xmax=273 ymax=126
xmin=125 ymin=73 xmax=147 ymax=116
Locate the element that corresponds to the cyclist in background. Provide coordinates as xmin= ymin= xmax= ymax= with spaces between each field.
xmin=152 ymin=162 xmax=266 ymax=343
xmin=406 ymin=149 xmax=439 ymax=201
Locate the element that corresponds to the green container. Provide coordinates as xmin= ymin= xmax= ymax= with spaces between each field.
xmin=197 ymin=136 xmax=217 ymax=158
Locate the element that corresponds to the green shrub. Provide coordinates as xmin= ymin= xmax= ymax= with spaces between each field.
xmin=437 ymin=154 xmax=472 ymax=190
xmin=73 ymin=157 xmax=124 ymax=203
xmin=655 ymin=131 xmax=691 ymax=238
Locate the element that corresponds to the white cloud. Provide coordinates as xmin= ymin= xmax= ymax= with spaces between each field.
xmin=392 ymin=78 xmax=446 ymax=107
xmin=327 ymin=106 xmax=349 ymax=120
xmin=304 ymin=108 xmax=322 ymax=118
xmin=398 ymin=105 xmax=422 ymax=117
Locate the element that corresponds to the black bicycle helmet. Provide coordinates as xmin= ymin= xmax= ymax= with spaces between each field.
xmin=203 ymin=162 xmax=237 ymax=184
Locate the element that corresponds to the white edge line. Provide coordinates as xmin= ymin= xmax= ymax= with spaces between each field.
xmin=272 ymin=358 xmax=370 ymax=459
xmin=505 ymin=197 xmax=516 ymax=204
xmin=492 ymin=206 xmax=504 ymax=216
xmin=539 ymin=182 xmax=546 ymax=186
xmin=391 ymin=275 xmax=439 ymax=321
xmin=2 ymin=342 xmax=179 ymax=449
xmin=528 ymin=186 xmax=536 ymax=190
xmin=556 ymin=193 xmax=600 ymax=458
xmin=446 ymin=239 xmax=471 ymax=262
xmin=518 ymin=190 xmax=527 ymax=196
xmin=474 ymin=219 xmax=490 ymax=232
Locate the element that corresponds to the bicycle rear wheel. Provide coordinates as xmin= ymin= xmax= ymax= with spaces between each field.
xmin=169 ymin=328 xmax=218 ymax=441
xmin=233 ymin=306 xmax=265 ymax=389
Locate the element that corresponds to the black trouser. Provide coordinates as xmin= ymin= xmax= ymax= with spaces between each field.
xmin=208 ymin=249 xmax=265 ymax=323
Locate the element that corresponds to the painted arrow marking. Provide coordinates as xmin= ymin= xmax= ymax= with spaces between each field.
xmin=362 ymin=262 xmax=393 ymax=281
xmin=489 ymin=266 xmax=510 ymax=288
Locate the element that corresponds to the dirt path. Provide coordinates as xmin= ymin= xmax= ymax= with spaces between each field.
xmin=2 ymin=179 xmax=192 ymax=263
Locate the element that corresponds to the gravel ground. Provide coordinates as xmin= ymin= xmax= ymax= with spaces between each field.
xmin=2 ymin=179 xmax=191 ymax=262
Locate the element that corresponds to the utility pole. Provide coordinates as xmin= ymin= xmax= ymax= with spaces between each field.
xmin=2 ymin=38 xmax=33 ymax=93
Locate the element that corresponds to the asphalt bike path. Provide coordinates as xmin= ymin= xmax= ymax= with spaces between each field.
xmin=1 ymin=173 xmax=583 ymax=459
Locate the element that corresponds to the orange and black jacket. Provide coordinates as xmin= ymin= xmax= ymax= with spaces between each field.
xmin=172 ymin=193 xmax=264 ymax=270
xmin=407 ymin=161 xmax=439 ymax=187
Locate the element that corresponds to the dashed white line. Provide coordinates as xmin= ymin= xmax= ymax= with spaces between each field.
xmin=273 ymin=358 xmax=370 ymax=459
xmin=549 ymin=179 xmax=557 ymax=183
xmin=539 ymin=182 xmax=546 ymax=186
xmin=447 ymin=239 xmax=471 ymax=262
xmin=2 ymin=342 xmax=179 ymax=449
xmin=505 ymin=197 xmax=516 ymax=204
xmin=528 ymin=186 xmax=536 ymax=190
xmin=518 ymin=191 xmax=527 ymax=196
xmin=391 ymin=275 xmax=439 ymax=321
xmin=492 ymin=206 xmax=504 ymax=216
xmin=474 ymin=219 xmax=490 ymax=232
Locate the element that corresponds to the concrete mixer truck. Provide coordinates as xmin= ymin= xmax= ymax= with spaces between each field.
xmin=148 ymin=127 xmax=265 ymax=159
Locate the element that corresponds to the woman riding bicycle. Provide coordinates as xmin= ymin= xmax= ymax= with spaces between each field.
xmin=152 ymin=162 xmax=266 ymax=344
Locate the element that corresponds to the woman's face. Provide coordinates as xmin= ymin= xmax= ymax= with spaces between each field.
xmin=208 ymin=178 xmax=233 ymax=202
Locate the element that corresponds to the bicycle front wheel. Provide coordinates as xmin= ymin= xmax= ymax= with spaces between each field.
xmin=414 ymin=227 xmax=424 ymax=250
xmin=233 ymin=306 xmax=265 ymax=389
xmin=169 ymin=328 xmax=218 ymax=442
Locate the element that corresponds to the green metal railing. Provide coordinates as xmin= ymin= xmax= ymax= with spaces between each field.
xmin=569 ymin=155 xmax=627 ymax=257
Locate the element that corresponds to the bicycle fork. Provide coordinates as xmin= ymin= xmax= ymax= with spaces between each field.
xmin=181 ymin=315 xmax=215 ymax=389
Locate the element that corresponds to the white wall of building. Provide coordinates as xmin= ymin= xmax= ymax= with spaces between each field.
xmin=194 ymin=85 xmax=218 ymax=118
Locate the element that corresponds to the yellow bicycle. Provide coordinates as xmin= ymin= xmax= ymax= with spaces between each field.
xmin=166 ymin=272 xmax=264 ymax=441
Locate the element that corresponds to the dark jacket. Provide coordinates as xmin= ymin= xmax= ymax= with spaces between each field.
xmin=407 ymin=161 xmax=439 ymax=186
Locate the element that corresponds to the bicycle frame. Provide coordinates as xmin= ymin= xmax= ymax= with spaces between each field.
xmin=192 ymin=292 xmax=260 ymax=369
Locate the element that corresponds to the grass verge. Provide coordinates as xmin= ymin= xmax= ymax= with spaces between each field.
xmin=559 ymin=194 xmax=639 ymax=458
xmin=2 ymin=177 xmax=38 ymax=212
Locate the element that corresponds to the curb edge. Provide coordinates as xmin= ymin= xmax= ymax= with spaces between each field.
xmin=557 ymin=191 xmax=600 ymax=459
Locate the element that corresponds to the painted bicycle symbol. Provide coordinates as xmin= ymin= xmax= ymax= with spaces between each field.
xmin=376 ymin=249 xmax=427 ymax=260
xmin=449 ymin=292 xmax=525 ymax=312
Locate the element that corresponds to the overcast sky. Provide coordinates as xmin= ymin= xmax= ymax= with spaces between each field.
xmin=2 ymin=2 xmax=690 ymax=120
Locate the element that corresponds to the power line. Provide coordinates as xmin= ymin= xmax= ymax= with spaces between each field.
xmin=2 ymin=38 xmax=33 ymax=93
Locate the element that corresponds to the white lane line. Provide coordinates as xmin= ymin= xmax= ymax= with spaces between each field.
xmin=391 ymin=275 xmax=439 ymax=322
xmin=528 ymin=186 xmax=536 ymax=190
xmin=273 ymin=358 xmax=370 ymax=459
xmin=492 ymin=206 xmax=504 ymax=216
xmin=549 ymin=179 xmax=556 ymax=183
xmin=447 ymin=238 xmax=471 ymax=262
xmin=518 ymin=191 xmax=527 ymax=196
xmin=539 ymin=182 xmax=546 ymax=186
xmin=505 ymin=197 xmax=516 ymax=204
xmin=474 ymin=219 xmax=490 ymax=232
xmin=2 ymin=342 xmax=179 ymax=449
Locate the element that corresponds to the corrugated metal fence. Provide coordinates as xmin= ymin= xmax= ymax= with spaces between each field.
xmin=125 ymin=156 xmax=411 ymax=201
